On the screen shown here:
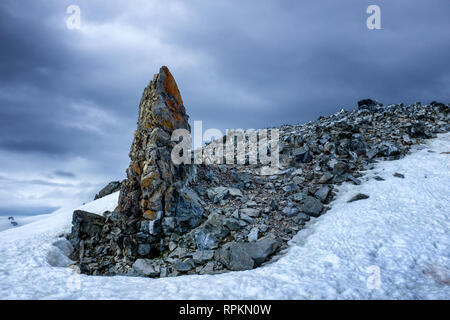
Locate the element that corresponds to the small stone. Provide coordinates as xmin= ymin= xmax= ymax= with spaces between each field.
xmin=245 ymin=200 xmax=258 ymax=207
xmin=136 ymin=232 xmax=154 ymax=244
xmin=292 ymin=192 xmax=307 ymax=202
xmin=207 ymin=187 xmax=243 ymax=203
xmin=296 ymin=212 xmax=310 ymax=221
xmin=168 ymin=241 xmax=177 ymax=252
xmin=240 ymin=208 xmax=261 ymax=218
xmin=199 ymin=261 xmax=215 ymax=275
xmin=292 ymin=216 xmax=306 ymax=225
xmin=282 ymin=183 xmax=297 ymax=193
xmin=52 ymin=239 xmax=74 ymax=257
xmin=228 ymin=188 xmax=243 ymax=198
xmin=173 ymin=260 xmax=193 ymax=272
xmin=207 ymin=187 xmax=228 ymax=203
xmin=292 ymin=148 xmax=312 ymax=163
xmin=366 ymin=148 xmax=378 ymax=159
xmin=266 ymin=182 xmax=275 ymax=190
xmin=160 ymin=266 xmax=168 ymax=278
xmin=192 ymin=250 xmax=215 ymax=264
xmin=348 ymin=193 xmax=370 ymax=203
xmin=248 ymin=227 xmax=259 ymax=242
xmin=270 ymin=199 xmax=279 ymax=210
xmin=393 ymin=172 xmax=405 ymax=179
xmin=291 ymin=168 xmax=303 ymax=175
xmin=132 ymin=259 xmax=160 ymax=277
xmin=224 ymin=218 xmax=240 ymax=231
xmin=205 ymin=170 xmax=215 ymax=181
xmin=301 ymin=196 xmax=324 ymax=217
xmin=314 ymin=186 xmax=331 ymax=202
xmin=282 ymin=206 xmax=299 ymax=217
xmin=292 ymin=176 xmax=303 ymax=185
xmin=319 ymin=172 xmax=333 ymax=184
xmin=347 ymin=175 xmax=362 ymax=185
xmin=379 ymin=142 xmax=400 ymax=157
xmin=323 ymin=142 xmax=335 ymax=154
xmin=333 ymin=162 xmax=349 ymax=176
xmin=138 ymin=244 xmax=151 ymax=256
xmin=239 ymin=213 xmax=254 ymax=225
xmin=194 ymin=229 xmax=218 ymax=250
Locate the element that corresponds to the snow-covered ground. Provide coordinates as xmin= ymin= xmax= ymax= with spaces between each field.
xmin=0 ymin=133 xmax=449 ymax=299
xmin=0 ymin=213 xmax=56 ymax=233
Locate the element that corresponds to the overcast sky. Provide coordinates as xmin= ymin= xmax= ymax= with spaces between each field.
xmin=0 ymin=0 xmax=449 ymax=215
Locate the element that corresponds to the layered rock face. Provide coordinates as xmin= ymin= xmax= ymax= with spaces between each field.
xmin=66 ymin=67 xmax=449 ymax=278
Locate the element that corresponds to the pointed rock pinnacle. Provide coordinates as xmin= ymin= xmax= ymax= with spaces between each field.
xmin=118 ymin=66 xmax=198 ymax=235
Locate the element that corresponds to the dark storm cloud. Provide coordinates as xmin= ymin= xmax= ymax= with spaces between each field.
xmin=163 ymin=0 xmax=450 ymax=130
xmin=0 ymin=0 xmax=449 ymax=211
xmin=0 ymin=0 xmax=136 ymax=162
xmin=0 ymin=139 xmax=69 ymax=155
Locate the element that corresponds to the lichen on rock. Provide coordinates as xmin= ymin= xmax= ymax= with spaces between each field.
xmin=118 ymin=66 xmax=196 ymax=236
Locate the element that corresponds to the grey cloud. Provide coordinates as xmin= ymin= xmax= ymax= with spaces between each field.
xmin=0 ymin=175 xmax=74 ymax=187
xmin=53 ymin=170 xmax=76 ymax=178
xmin=0 ymin=139 xmax=70 ymax=155
xmin=29 ymin=179 xmax=74 ymax=187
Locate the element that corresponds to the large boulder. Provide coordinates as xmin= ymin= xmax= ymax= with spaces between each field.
xmin=46 ymin=247 xmax=73 ymax=267
xmin=94 ymin=181 xmax=122 ymax=200
xmin=207 ymin=187 xmax=243 ymax=203
xmin=218 ymin=236 xmax=280 ymax=270
xmin=357 ymin=98 xmax=382 ymax=112
xmin=52 ymin=239 xmax=74 ymax=257
xmin=301 ymin=196 xmax=324 ymax=217
xmin=241 ymin=236 xmax=281 ymax=265
xmin=68 ymin=210 xmax=106 ymax=249
xmin=218 ymin=243 xmax=255 ymax=271
xmin=132 ymin=259 xmax=160 ymax=277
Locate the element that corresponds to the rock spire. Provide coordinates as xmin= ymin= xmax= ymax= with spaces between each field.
xmin=118 ymin=66 xmax=200 ymax=235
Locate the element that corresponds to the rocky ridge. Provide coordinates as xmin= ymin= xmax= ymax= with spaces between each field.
xmin=65 ymin=67 xmax=449 ymax=277
xmin=94 ymin=181 xmax=121 ymax=200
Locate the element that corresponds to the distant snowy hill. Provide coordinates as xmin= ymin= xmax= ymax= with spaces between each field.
xmin=0 ymin=214 xmax=53 ymax=233
xmin=0 ymin=133 xmax=449 ymax=299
